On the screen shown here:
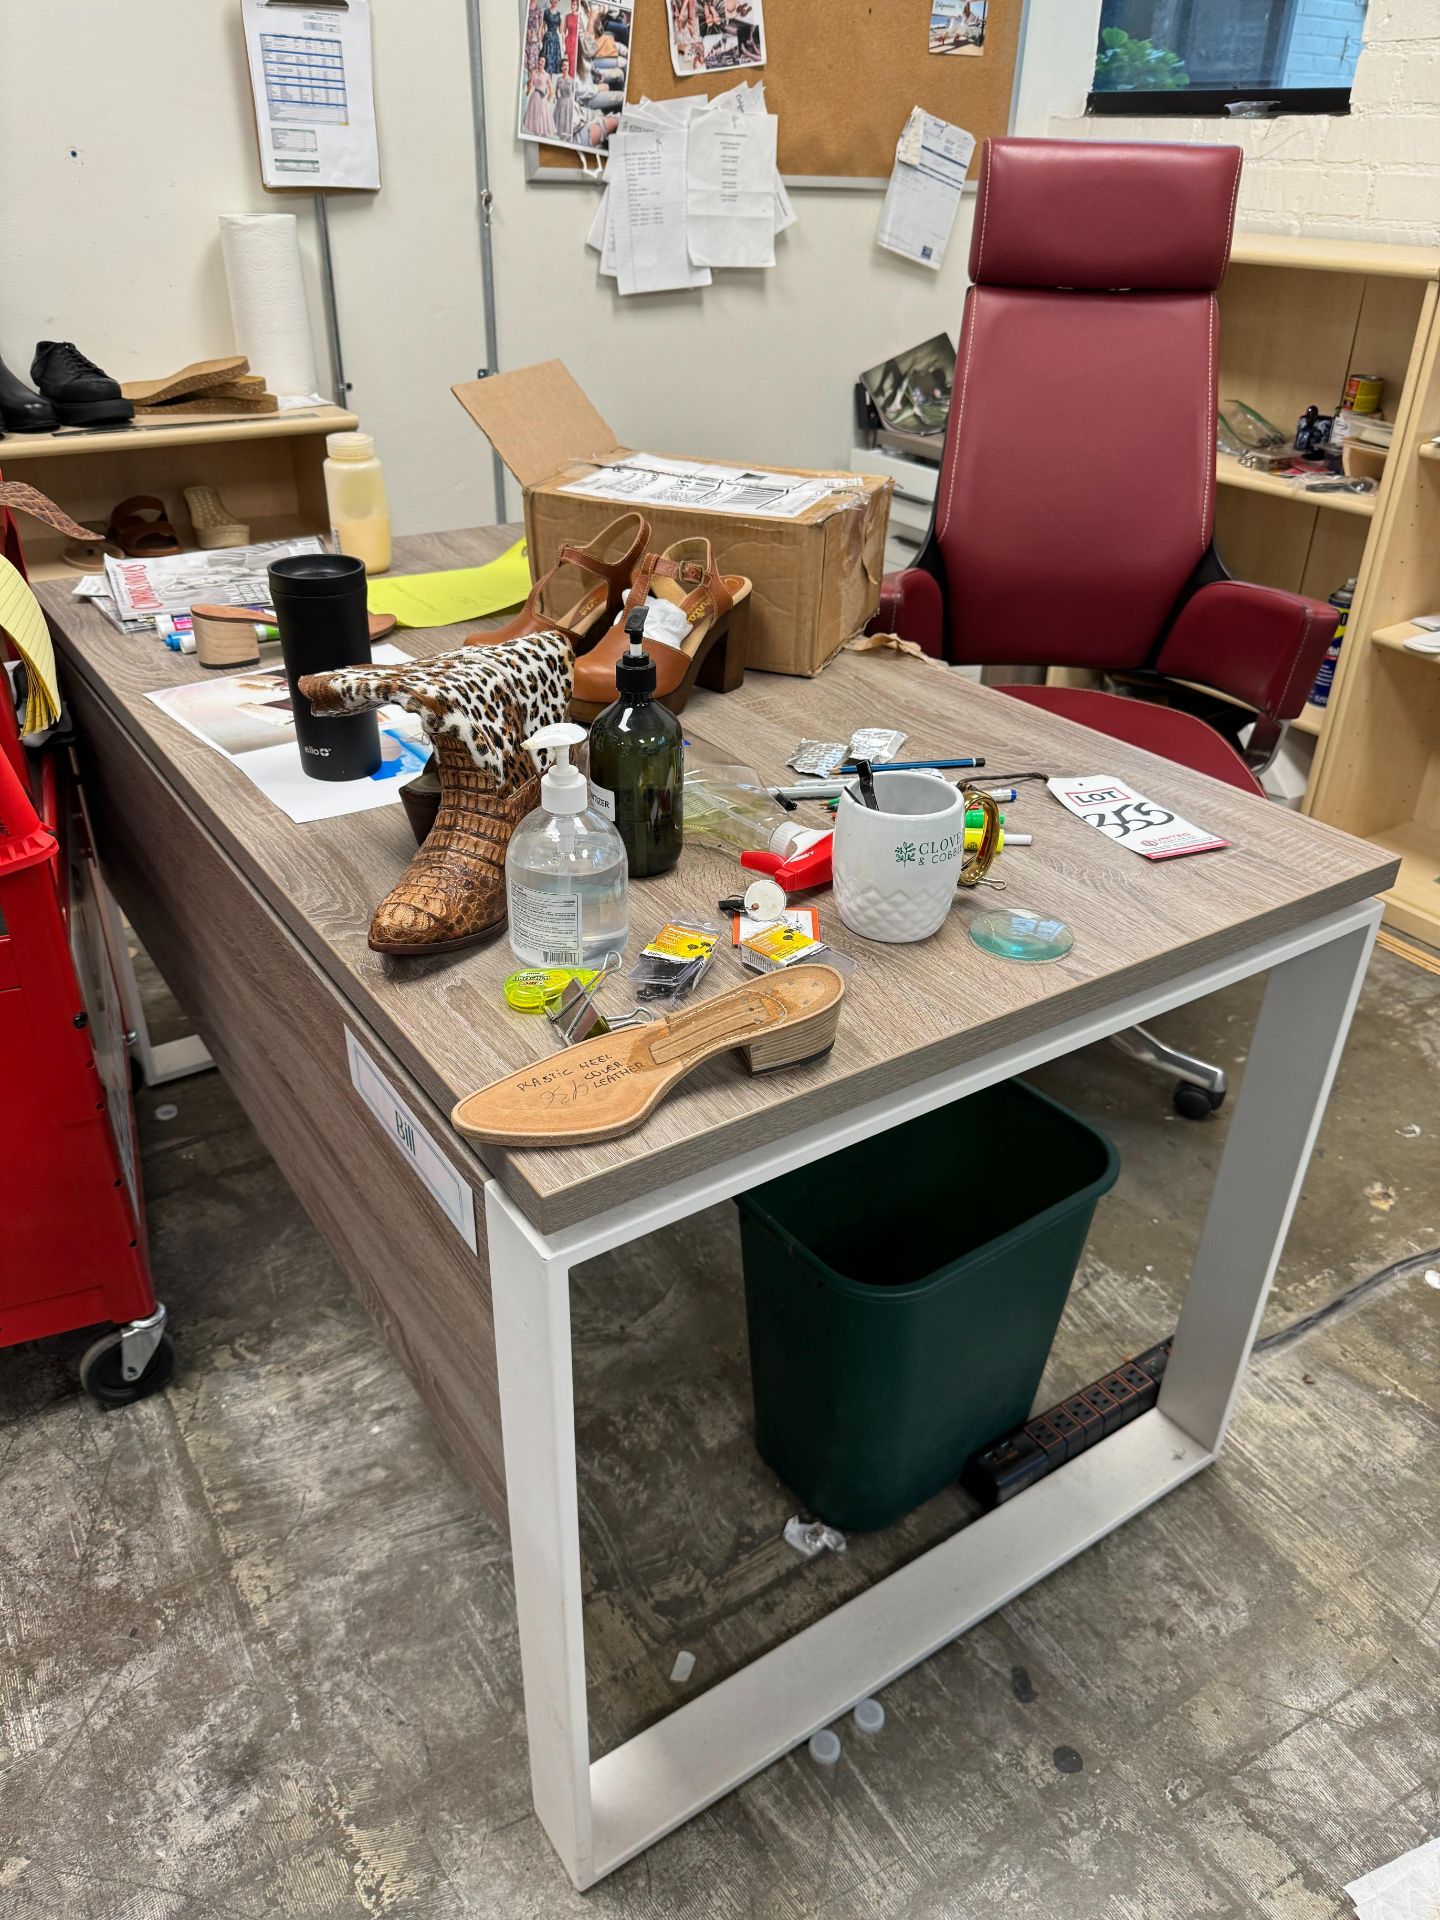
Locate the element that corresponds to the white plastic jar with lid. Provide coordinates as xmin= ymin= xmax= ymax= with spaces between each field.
xmin=323 ymin=430 xmax=392 ymax=575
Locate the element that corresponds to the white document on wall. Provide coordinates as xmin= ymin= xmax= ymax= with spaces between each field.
xmin=876 ymin=107 xmax=975 ymax=271
xmin=726 ymin=79 xmax=794 ymax=236
xmin=241 ymin=0 xmax=380 ymax=190
xmin=608 ymin=127 xmax=712 ymax=296
xmin=687 ymin=108 xmax=779 ymax=268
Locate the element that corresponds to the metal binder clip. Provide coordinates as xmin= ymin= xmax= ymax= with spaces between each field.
xmin=545 ymin=953 xmax=654 ymax=1046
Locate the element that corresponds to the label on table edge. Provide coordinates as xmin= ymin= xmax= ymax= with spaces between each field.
xmin=345 ymin=1029 xmax=477 ymax=1252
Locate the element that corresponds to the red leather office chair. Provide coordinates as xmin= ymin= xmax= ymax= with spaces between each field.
xmin=875 ymin=137 xmax=1340 ymax=1115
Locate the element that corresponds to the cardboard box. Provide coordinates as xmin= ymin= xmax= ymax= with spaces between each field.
xmin=453 ymin=361 xmax=892 ymax=679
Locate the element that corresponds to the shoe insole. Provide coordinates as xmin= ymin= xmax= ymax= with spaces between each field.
xmin=120 ymin=357 xmax=249 ymax=405
xmin=540 ymin=565 xmax=610 ymax=636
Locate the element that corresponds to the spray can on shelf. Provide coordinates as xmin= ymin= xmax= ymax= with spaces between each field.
xmin=1307 ymin=577 xmax=1355 ymax=711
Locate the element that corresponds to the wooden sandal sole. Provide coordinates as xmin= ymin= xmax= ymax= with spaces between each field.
xmin=451 ymin=964 xmax=844 ymax=1146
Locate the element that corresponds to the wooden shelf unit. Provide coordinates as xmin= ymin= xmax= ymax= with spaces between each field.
xmin=0 ymin=406 xmax=357 ymax=580
xmin=1308 ymin=257 xmax=1440 ymax=949
xmin=1213 ymin=236 xmax=1440 ymax=808
xmin=1215 ymin=453 xmax=1376 ymax=517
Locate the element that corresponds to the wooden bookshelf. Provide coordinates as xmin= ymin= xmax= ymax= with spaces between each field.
xmin=1215 ymin=454 xmax=1377 ymax=517
xmin=1307 ymin=265 xmax=1440 ymax=950
xmin=0 ymin=406 xmax=357 ymax=580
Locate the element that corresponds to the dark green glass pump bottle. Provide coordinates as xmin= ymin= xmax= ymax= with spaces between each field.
xmin=588 ymin=612 xmax=684 ymax=878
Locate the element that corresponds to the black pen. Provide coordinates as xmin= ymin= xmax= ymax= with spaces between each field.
xmin=837 ymin=755 xmax=986 ymax=773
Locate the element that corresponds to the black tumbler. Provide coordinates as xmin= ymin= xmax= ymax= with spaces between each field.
xmin=268 ymin=553 xmax=381 ymax=783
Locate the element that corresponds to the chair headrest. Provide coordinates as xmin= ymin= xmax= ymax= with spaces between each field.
xmin=969 ymin=137 xmax=1243 ymax=292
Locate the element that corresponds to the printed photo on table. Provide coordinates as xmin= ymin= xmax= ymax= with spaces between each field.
xmin=518 ymin=0 xmax=634 ymax=152
xmin=668 ymin=0 xmax=766 ymax=76
xmin=929 ymin=0 xmax=987 ymax=55
xmin=860 ymin=334 xmax=956 ymax=438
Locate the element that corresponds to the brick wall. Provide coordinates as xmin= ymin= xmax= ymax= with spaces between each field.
xmin=1046 ymin=0 xmax=1440 ymax=244
xmin=1282 ymin=0 xmax=1368 ymax=86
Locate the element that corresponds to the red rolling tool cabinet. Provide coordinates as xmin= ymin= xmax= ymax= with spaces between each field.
xmin=0 ymin=490 xmax=172 ymax=1404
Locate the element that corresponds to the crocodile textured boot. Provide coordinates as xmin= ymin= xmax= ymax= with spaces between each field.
xmin=298 ymin=632 xmax=574 ymax=957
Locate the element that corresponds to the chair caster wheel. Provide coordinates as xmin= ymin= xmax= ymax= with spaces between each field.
xmin=1174 ymin=1081 xmax=1224 ymax=1121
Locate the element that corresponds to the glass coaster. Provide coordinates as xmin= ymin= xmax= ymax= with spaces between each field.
xmin=968 ymin=907 xmax=1075 ymax=963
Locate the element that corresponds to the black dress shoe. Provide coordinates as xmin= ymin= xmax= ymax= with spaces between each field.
xmin=31 ymin=340 xmax=134 ymax=426
xmin=0 ymin=355 xmax=58 ymax=432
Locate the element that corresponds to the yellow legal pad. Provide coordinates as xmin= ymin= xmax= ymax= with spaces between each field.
xmin=365 ymin=538 xmax=531 ymax=631
xmin=0 ymin=554 xmax=61 ymax=733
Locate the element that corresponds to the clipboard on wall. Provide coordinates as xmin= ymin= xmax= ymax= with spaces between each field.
xmin=240 ymin=0 xmax=381 ymax=190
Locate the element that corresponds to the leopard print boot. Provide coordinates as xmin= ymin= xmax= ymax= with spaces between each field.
xmin=298 ymin=633 xmax=574 ymax=957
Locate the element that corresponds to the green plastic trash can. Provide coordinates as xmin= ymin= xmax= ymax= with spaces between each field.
xmin=737 ymin=1080 xmax=1119 ymax=1532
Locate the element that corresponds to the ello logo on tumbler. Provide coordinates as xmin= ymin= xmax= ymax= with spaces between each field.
xmin=268 ymin=553 xmax=381 ymax=783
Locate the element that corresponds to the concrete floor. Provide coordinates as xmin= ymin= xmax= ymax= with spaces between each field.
xmin=2 ymin=945 xmax=1437 ymax=1919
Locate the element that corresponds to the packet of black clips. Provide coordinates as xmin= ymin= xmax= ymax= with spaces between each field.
xmin=628 ymin=923 xmax=721 ymax=1001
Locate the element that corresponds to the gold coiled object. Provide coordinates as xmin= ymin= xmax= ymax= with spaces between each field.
xmin=957 ymin=785 xmax=1003 ymax=887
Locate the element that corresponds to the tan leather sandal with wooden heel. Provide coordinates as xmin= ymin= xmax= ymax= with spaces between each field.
xmin=570 ymin=537 xmax=751 ymax=723
xmin=469 ymin=512 xmax=650 ymax=653
xmin=451 ymin=965 xmax=844 ymax=1146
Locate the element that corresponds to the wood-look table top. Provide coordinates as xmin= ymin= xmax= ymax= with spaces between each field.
xmin=41 ymin=527 xmax=1397 ymax=1234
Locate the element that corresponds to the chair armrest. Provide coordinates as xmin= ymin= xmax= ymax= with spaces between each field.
xmin=866 ymin=567 xmax=945 ymax=658
xmin=1155 ymin=581 xmax=1339 ymax=723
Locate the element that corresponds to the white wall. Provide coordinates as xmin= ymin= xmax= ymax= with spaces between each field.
xmin=3 ymin=0 xmax=1435 ymax=545
xmin=0 ymin=0 xmax=979 ymax=539
xmin=1017 ymin=0 xmax=1440 ymax=244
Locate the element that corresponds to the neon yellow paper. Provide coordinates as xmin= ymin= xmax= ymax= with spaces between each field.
xmin=365 ymin=538 xmax=531 ymax=630
xmin=0 ymin=554 xmax=60 ymax=733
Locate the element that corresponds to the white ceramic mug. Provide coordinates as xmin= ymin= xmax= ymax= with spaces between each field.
xmin=832 ymin=772 xmax=968 ymax=943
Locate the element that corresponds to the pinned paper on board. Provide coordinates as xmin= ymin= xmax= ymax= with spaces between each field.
xmin=876 ymin=107 xmax=975 ymax=271
xmin=584 ymin=80 xmax=791 ymax=295
xmin=240 ymin=0 xmax=380 ymax=190
xmin=519 ymin=0 xmax=634 ymax=155
xmin=667 ymin=0 xmax=766 ymax=76
xmin=930 ymin=0 xmax=988 ymax=55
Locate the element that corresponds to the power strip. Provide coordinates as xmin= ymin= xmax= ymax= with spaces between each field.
xmin=961 ymin=1339 xmax=1173 ymax=1509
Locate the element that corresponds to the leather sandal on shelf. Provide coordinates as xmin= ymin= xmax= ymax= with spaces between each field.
xmin=570 ymin=537 xmax=751 ymax=723
xmin=106 ymin=495 xmax=180 ymax=557
xmin=468 ymin=511 xmax=649 ymax=652
xmin=451 ymin=965 xmax=845 ymax=1146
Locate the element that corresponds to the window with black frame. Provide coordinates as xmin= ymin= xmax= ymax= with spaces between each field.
xmin=1089 ymin=0 xmax=1366 ymax=115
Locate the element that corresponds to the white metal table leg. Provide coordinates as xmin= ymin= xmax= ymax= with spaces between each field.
xmin=1161 ymin=905 xmax=1380 ymax=1454
xmin=486 ymin=1195 xmax=594 ymax=1886
xmin=485 ymin=901 xmax=1383 ymax=1890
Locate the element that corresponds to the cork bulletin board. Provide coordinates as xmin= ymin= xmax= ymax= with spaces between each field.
xmin=531 ymin=0 xmax=1024 ymax=186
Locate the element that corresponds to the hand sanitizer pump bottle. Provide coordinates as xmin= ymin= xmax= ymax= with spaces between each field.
xmin=505 ymin=723 xmax=629 ymax=967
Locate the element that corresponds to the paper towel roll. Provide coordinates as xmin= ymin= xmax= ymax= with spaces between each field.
xmin=220 ymin=213 xmax=320 ymax=401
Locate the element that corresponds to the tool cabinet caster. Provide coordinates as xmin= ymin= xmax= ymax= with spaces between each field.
xmin=79 ymin=1306 xmax=174 ymax=1407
